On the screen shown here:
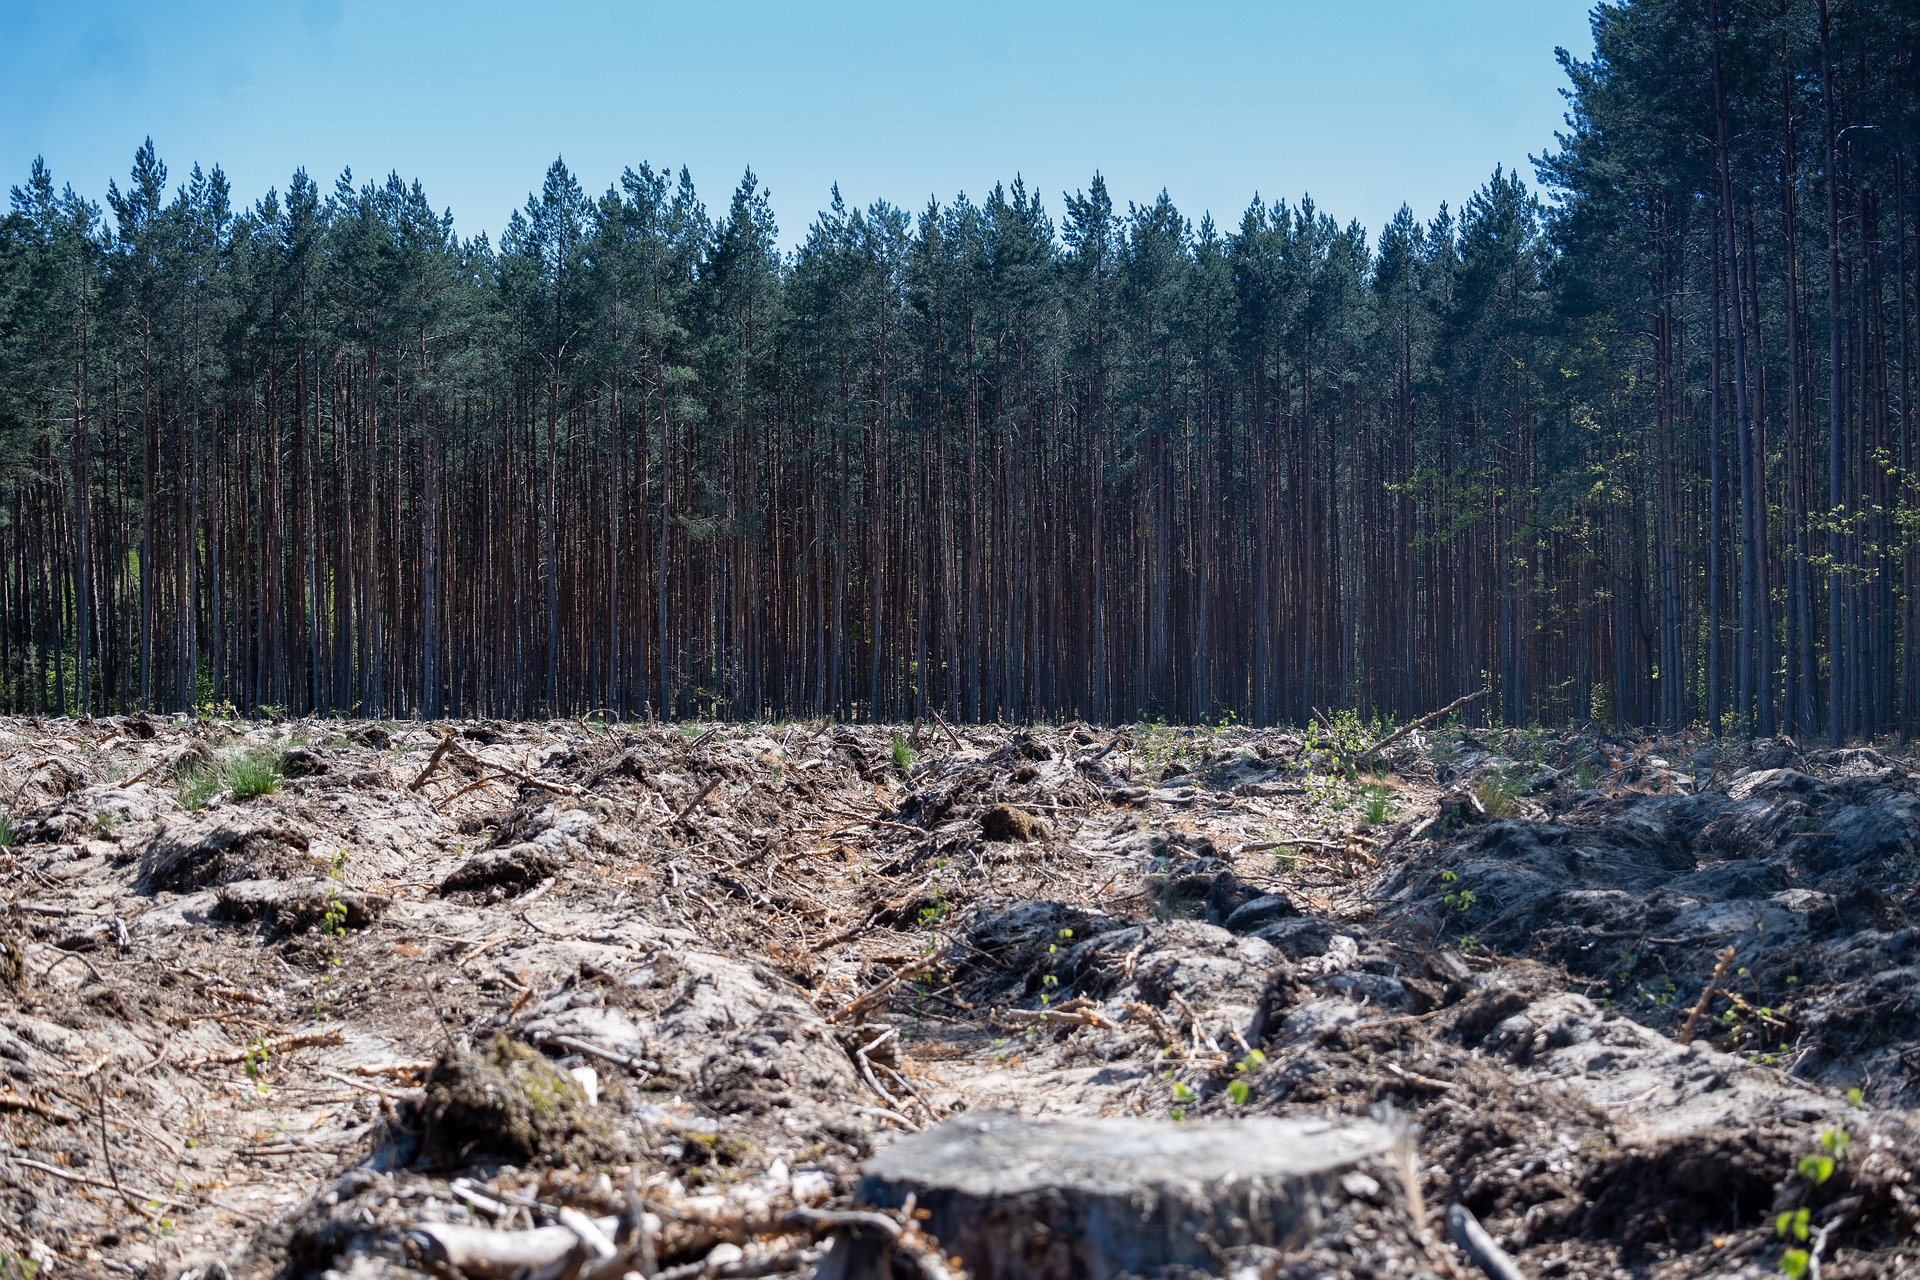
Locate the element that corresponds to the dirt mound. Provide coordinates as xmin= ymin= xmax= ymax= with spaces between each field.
xmin=213 ymin=878 xmax=390 ymax=932
xmin=416 ymin=1035 xmax=622 ymax=1168
xmin=1377 ymin=755 xmax=1920 ymax=1100
xmin=980 ymin=804 xmax=1048 ymax=842
xmin=439 ymin=841 xmax=569 ymax=896
xmin=138 ymin=816 xmax=312 ymax=890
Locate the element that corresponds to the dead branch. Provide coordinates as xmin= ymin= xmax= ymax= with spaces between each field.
xmin=1676 ymin=945 xmax=1738 ymax=1046
xmin=1357 ymin=688 xmax=1493 ymax=765
xmin=927 ymin=708 xmax=965 ymax=751
xmin=408 ymin=732 xmax=457 ymax=791
xmin=0 ymin=1091 xmax=79 ymax=1123
xmin=182 ymin=1027 xmax=346 ymax=1068
xmin=674 ymin=777 xmax=723 ymax=824
xmin=8 ymin=1155 xmax=192 ymax=1211
xmin=828 ymin=953 xmax=945 ymax=1024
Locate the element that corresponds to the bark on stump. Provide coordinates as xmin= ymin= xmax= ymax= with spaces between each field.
xmin=818 ymin=1112 xmax=1394 ymax=1280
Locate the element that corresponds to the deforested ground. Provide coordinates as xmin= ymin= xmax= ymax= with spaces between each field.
xmin=3 ymin=715 xmax=1919 ymax=1280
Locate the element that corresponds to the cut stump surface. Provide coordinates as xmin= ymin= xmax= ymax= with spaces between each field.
xmin=821 ymin=1112 xmax=1395 ymax=1280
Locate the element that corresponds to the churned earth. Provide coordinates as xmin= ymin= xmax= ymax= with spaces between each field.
xmin=1 ymin=713 xmax=1917 ymax=1280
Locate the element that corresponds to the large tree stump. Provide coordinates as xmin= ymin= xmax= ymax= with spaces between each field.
xmin=818 ymin=1112 xmax=1395 ymax=1280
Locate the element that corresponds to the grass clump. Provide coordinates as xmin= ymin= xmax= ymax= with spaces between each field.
xmin=225 ymin=747 xmax=286 ymax=800
xmin=175 ymin=746 xmax=287 ymax=810
xmin=0 ymin=811 xmax=13 ymax=848
xmin=175 ymin=760 xmax=222 ymax=811
xmin=1473 ymin=770 xmax=1523 ymax=818
xmin=891 ymin=734 xmax=914 ymax=776
xmin=1360 ymin=784 xmax=1394 ymax=826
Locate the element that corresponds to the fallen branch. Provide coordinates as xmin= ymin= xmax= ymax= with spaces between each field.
xmin=182 ymin=1027 xmax=346 ymax=1068
xmin=1383 ymin=1061 xmax=1456 ymax=1094
xmin=1357 ymin=688 xmax=1492 ymax=765
xmin=828 ymin=953 xmax=945 ymax=1024
xmin=408 ymin=1221 xmax=598 ymax=1279
xmin=120 ymin=751 xmax=183 ymax=787
xmin=315 ymin=1068 xmax=423 ymax=1102
xmin=407 ymin=732 xmax=457 ymax=791
xmin=927 ymin=707 xmax=965 ymax=751
xmin=8 ymin=1155 xmax=193 ymax=1211
xmin=1001 ymin=999 xmax=1120 ymax=1031
xmin=434 ymin=773 xmax=511 ymax=811
xmin=1123 ymin=999 xmax=1182 ymax=1052
xmin=0 ymin=1092 xmax=80 ymax=1123
xmin=442 ymin=736 xmax=587 ymax=798
xmin=525 ymin=1031 xmax=661 ymax=1075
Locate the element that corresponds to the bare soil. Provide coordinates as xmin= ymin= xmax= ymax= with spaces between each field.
xmin=2 ymin=716 xmax=1918 ymax=1280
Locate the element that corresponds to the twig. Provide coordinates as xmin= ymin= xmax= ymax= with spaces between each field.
xmin=315 ymin=1068 xmax=423 ymax=1101
xmin=442 ymin=736 xmax=587 ymax=797
xmin=674 ymin=777 xmax=722 ymax=824
xmin=8 ymin=1155 xmax=191 ymax=1211
xmin=1447 ymin=1203 xmax=1528 ymax=1280
xmin=525 ymin=1031 xmax=661 ymax=1075
xmin=1384 ymin=1061 xmax=1457 ymax=1094
xmin=1808 ymin=1212 xmax=1848 ymax=1280
xmin=40 ymin=947 xmax=107 ymax=985
xmin=347 ymin=1060 xmax=435 ymax=1079
xmin=1676 ymin=944 xmax=1738 ymax=1046
xmin=93 ymin=1078 xmax=141 ymax=1217
xmin=433 ymin=773 xmax=510 ymax=810
xmin=927 ymin=707 xmax=965 ymax=750
xmin=1123 ymin=999 xmax=1181 ymax=1052
xmin=828 ymin=953 xmax=945 ymax=1024
xmin=0 ymin=1091 xmax=79 ymax=1123
xmin=120 ymin=751 xmax=181 ymax=787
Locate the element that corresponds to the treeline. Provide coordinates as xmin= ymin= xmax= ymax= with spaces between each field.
xmin=1 ymin=0 xmax=1917 ymax=732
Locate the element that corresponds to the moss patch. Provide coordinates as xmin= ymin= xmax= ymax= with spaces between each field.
xmin=418 ymin=1035 xmax=619 ymax=1168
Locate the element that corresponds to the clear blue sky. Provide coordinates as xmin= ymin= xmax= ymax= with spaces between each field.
xmin=1 ymin=0 xmax=1597 ymax=247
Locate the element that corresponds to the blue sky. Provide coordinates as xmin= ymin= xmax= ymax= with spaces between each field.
xmin=1 ymin=0 xmax=1597 ymax=247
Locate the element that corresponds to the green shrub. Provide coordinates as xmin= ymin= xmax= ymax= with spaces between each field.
xmin=891 ymin=735 xmax=914 ymax=776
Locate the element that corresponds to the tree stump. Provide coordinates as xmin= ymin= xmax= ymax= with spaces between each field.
xmin=819 ymin=1112 xmax=1395 ymax=1280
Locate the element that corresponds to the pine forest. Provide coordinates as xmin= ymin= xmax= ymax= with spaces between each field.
xmin=4 ymin=0 xmax=1919 ymax=738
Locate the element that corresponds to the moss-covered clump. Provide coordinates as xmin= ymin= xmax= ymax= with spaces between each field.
xmin=418 ymin=1035 xmax=618 ymax=1168
xmin=0 ymin=927 xmax=27 ymax=992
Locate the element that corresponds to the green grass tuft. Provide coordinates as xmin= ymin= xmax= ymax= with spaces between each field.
xmin=174 ymin=747 xmax=286 ymax=809
xmin=1474 ymin=770 xmax=1523 ymax=819
xmin=175 ymin=760 xmax=221 ymax=811
xmin=224 ymin=748 xmax=286 ymax=800
xmin=1360 ymin=784 xmax=1394 ymax=826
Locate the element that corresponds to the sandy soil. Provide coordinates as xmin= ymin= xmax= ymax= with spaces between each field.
xmin=1 ymin=715 xmax=1916 ymax=1280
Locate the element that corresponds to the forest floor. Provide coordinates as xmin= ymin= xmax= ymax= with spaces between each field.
xmin=3 ymin=713 xmax=1920 ymax=1280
